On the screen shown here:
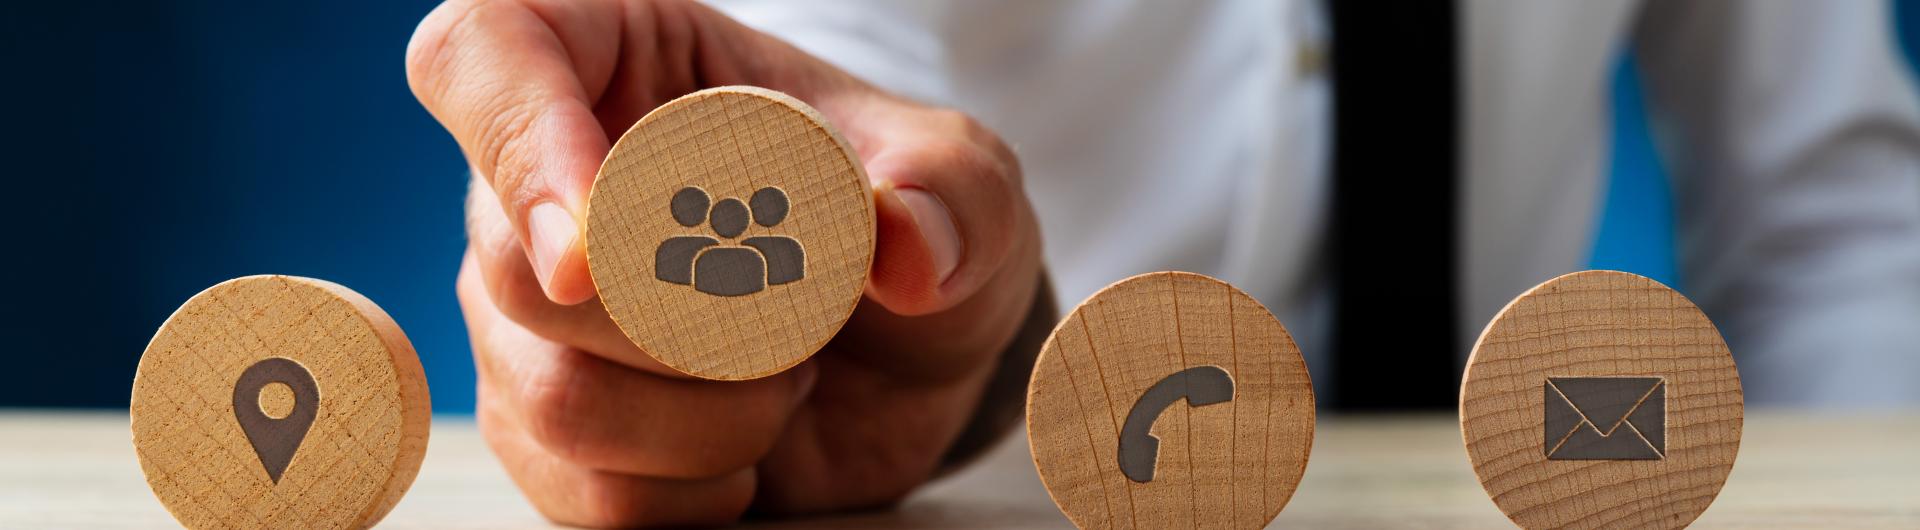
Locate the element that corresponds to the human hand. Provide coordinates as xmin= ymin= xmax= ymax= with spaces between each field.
xmin=407 ymin=0 xmax=1044 ymax=526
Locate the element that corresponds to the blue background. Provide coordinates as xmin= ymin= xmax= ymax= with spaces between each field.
xmin=2 ymin=2 xmax=1916 ymax=412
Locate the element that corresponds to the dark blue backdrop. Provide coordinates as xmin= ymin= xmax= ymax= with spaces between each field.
xmin=0 ymin=2 xmax=466 ymax=408
xmin=2 ymin=2 xmax=1916 ymax=412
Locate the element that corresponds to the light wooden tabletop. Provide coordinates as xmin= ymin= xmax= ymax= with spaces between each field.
xmin=2 ymin=410 xmax=1913 ymax=528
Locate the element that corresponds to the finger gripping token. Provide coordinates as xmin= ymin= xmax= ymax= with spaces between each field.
xmin=587 ymin=86 xmax=875 ymax=380
xmin=1027 ymin=272 xmax=1315 ymax=529
xmin=1461 ymin=270 xmax=1742 ymax=529
xmin=131 ymin=275 xmax=431 ymax=529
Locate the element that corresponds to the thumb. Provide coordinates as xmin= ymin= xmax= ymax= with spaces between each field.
xmin=407 ymin=0 xmax=605 ymax=305
xmin=856 ymin=108 xmax=1029 ymax=316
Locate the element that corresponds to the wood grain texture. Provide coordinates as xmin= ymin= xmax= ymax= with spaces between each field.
xmin=130 ymin=275 xmax=431 ymax=529
xmin=1027 ymin=272 xmax=1315 ymax=529
xmin=587 ymin=86 xmax=875 ymax=381
xmin=1461 ymin=270 xmax=1742 ymax=529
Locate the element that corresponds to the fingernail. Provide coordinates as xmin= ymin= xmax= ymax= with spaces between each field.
xmin=895 ymin=188 xmax=961 ymax=284
xmin=526 ymin=202 xmax=578 ymax=293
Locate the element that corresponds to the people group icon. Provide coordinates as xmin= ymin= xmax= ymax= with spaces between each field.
xmin=655 ymin=186 xmax=805 ymax=296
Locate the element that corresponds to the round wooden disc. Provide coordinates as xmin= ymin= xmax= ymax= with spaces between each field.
xmin=1461 ymin=270 xmax=1742 ymax=529
xmin=587 ymin=86 xmax=875 ymax=380
xmin=131 ymin=275 xmax=431 ymax=529
xmin=1027 ymin=272 xmax=1315 ymax=529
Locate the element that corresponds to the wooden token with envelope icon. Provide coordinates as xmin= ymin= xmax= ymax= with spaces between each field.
xmin=1461 ymin=271 xmax=1742 ymax=529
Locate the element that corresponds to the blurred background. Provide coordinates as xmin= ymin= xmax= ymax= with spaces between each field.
xmin=1 ymin=1 xmax=1916 ymax=413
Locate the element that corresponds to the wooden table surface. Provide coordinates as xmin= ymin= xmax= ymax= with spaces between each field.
xmin=3 ymin=410 xmax=1913 ymax=528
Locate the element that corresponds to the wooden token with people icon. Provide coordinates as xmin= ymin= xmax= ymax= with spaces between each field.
xmin=586 ymin=86 xmax=876 ymax=381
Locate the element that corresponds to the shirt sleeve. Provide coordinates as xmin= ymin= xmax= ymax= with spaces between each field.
xmin=1632 ymin=0 xmax=1920 ymax=406
xmin=701 ymin=0 xmax=957 ymax=105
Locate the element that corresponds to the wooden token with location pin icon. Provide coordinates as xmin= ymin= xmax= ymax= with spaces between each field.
xmin=586 ymin=86 xmax=876 ymax=380
xmin=131 ymin=275 xmax=431 ymax=529
xmin=1027 ymin=272 xmax=1316 ymax=529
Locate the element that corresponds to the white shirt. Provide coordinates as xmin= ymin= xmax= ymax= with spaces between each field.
xmin=710 ymin=0 xmax=1920 ymax=408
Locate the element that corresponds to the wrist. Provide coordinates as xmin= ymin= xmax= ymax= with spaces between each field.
xmin=936 ymin=270 xmax=1059 ymax=474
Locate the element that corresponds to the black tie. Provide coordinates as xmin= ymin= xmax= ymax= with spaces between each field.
xmin=1326 ymin=0 xmax=1460 ymax=410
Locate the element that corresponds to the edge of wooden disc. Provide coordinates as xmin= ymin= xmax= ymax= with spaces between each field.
xmin=305 ymin=277 xmax=433 ymax=527
xmin=1460 ymin=270 xmax=1742 ymax=530
xmin=131 ymin=275 xmax=431 ymax=529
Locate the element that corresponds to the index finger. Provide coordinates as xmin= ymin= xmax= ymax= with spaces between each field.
xmin=407 ymin=0 xmax=609 ymax=304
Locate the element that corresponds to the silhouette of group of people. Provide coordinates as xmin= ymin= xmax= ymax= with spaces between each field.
xmin=654 ymin=186 xmax=805 ymax=296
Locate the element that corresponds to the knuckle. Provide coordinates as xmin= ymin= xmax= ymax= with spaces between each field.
xmin=947 ymin=141 xmax=1009 ymax=187
xmin=926 ymin=136 xmax=1023 ymax=268
xmin=928 ymin=139 xmax=1019 ymax=220
xmin=849 ymin=443 xmax=943 ymax=504
xmin=483 ymin=271 xmax=545 ymax=327
xmin=517 ymin=356 xmax=591 ymax=461
xmin=759 ymin=440 xmax=933 ymax=513
xmin=404 ymin=0 xmax=488 ymax=104
xmin=914 ymin=112 xmax=1017 ymax=189
xmin=461 ymin=176 xmax=506 ymax=245
xmin=552 ymin=474 xmax=747 ymax=528
xmin=511 ymin=354 xmax=792 ymax=479
xmin=472 ymin=385 xmax=511 ymax=439
xmin=402 ymin=6 xmax=454 ymax=91
xmin=664 ymin=450 xmax=737 ymax=479
xmin=454 ymin=254 xmax=483 ymax=307
xmin=564 ymin=478 xmax=653 ymax=527
xmin=681 ymin=430 xmax=773 ymax=477
xmin=937 ymin=109 xmax=1024 ymax=187
xmin=943 ymin=109 xmax=990 ymax=140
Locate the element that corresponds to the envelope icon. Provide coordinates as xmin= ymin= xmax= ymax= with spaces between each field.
xmin=1544 ymin=377 xmax=1665 ymax=460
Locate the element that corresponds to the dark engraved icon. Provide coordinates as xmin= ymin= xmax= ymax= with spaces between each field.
xmin=655 ymin=186 xmax=806 ymax=296
xmin=1118 ymin=366 xmax=1235 ymax=482
xmin=233 ymin=357 xmax=320 ymax=483
xmin=1544 ymin=376 xmax=1665 ymax=460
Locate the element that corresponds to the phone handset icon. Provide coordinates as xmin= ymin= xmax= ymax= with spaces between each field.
xmin=1117 ymin=365 xmax=1236 ymax=483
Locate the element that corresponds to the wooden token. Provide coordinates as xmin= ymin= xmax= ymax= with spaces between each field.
xmin=1027 ymin=272 xmax=1315 ymax=529
xmin=131 ymin=275 xmax=431 ymax=529
xmin=1461 ymin=270 xmax=1742 ymax=529
xmin=587 ymin=86 xmax=875 ymax=380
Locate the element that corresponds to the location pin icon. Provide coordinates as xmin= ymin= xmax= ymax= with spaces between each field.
xmin=232 ymin=357 xmax=319 ymax=484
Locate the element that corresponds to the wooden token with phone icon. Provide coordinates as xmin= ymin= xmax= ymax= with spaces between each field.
xmin=1027 ymin=272 xmax=1315 ymax=529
